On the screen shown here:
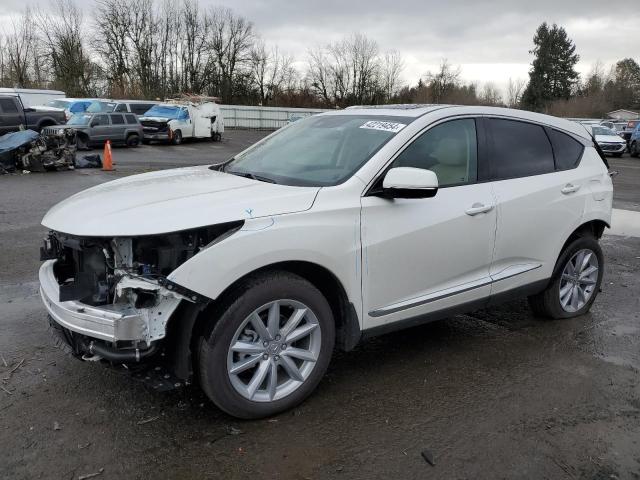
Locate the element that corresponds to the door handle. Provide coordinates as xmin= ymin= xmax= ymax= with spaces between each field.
xmin=561 ymin=183 xmax=580 ymax=194
xmin=465 ymin=203 xmax=494 ymax=216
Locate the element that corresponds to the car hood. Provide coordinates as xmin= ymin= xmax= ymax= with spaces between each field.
xmin=42 ymin=166 xmax=320 ymax=237
xmin=139 ymin=116 xmax=172 ymax=123
xmin=595 ymin=134 xmax=625 ymax=143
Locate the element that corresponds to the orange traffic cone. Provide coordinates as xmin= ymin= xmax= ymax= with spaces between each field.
xmin=102 ymin=140 xmax=113 ymax=171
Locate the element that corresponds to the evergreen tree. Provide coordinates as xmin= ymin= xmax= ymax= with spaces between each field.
xmin=522 ymin=23 xmax=580 ymax=111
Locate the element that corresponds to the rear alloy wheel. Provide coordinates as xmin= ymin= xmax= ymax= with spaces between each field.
xmin=529 ymin=235 xmax=604 ymax=319
xmin=198 ymin=271 xmax=334 ymax=419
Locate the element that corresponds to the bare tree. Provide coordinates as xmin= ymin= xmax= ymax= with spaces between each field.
xmin=381 ymin=50 xmax=404 ymax=100
xmin=506 ymin=77 xmax=526 ymax=108
xmin=36 ymin=0 xmax=98 ymax=96
xmin=480 ymin=82 xmax=503 ymax=106
xmin=94 ymin=0 xmax=133 ymax=96
xmin=5 ymin=10 xmax=37 ymax=87
xmin=250 ymin=42 xmax=294 ymax=105
xmin=208 ymin=6 xmax=254 ymax=101
xmin=424 ymin=59 xmax=461 ymax=103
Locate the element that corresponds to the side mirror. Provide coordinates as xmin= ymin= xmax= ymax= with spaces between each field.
xmin=381 ymin=167 xmax=439 ymax=199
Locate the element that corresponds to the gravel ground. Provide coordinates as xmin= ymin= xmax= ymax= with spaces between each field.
xmin=1 ymin=131 xmax=639 ymax=479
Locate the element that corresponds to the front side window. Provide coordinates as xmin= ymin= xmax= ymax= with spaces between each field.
xmin=0 ymin=98 xmax=19 ymax=113
xmin=392 ymin=119 xmax=478 ymax=187
xmin=487 ymin=119 xmax=554 ymax=180
xmin=225 ymin=115 xmax=413 ymax=187
xmin=115 ymin=103 xmax=128 ymax=112
xmin=67 ymin=114 xmax=91 ymax=126
xmin=92 ymin=114 xmax=109 ymax=126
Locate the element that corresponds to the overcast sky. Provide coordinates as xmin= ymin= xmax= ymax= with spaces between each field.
xmin=2 ymin=0 xmax=638 ymax=92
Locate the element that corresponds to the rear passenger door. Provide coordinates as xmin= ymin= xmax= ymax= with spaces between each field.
xmin=485 ymin=118 xmax=588 ymax=296
xmin=109 ymin=114 xmax=127 ymax=141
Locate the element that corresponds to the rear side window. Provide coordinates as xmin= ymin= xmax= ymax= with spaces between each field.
xmin=110 ymin=114 xmax=125 ymax=125
xmin=0 ymin=98 xmax=19 ymax=113
xmin=130 ymin=103 xmax=154 ymax=115
xmin=125 ymin=114 xmax=138 ymax=124
xmin=548 ymin=129 xmax=584 ymax=170
xmin=487 ymin=119 xmax=554 ymax=180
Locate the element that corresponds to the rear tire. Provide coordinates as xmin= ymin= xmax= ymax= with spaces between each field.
xmin=126 ymin=134 xmax=140 ymax=147
xmin=198 ymin=271 xmax=335 ymax=419
xmin=528 ymin=235 xmax=604 ymax=319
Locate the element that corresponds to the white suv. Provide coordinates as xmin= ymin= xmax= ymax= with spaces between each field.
xmin=39 ymin=105 xmax=613 ymax=418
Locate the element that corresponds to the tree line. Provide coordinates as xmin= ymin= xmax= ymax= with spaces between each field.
xmin=1 ymin=1 xmax=639 ymax=116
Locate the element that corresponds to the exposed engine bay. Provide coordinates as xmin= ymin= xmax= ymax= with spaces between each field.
xmin=41 ymin=222 xmax=243 ymax=346
xmin=0 ymin=128 xmax=77 ymax=173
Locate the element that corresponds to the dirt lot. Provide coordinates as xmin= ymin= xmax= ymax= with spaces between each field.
xmin=1 ymin=131 xmax=639 ymax=479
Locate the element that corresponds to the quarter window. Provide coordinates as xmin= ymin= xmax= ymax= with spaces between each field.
xmin=487 ymin=119 xmax=554 ymax=180
xmin=125 ymin=114 xmax=138 ymax=124
xmin=392 ymin=119 xmax=478 ymax=187
xmin=548 ymin=129 xmax=584 ymax=170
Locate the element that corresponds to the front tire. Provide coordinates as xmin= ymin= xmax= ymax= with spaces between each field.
xmin=198 ymin=271 xmax=335 ymax=419
xmin=171 ymin=130 xmax=182 ymax=145
xmin=528 ymin=235 xmax=604 ymax=319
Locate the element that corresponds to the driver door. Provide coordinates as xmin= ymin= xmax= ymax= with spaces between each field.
xmin=361 ymin=118 xmax=497 ymax=329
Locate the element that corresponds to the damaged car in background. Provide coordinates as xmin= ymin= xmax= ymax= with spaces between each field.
xmin=39 ymin=105 xmax=612 ymax=419
xmin=0 ymin=127 xmax=77 ymax=173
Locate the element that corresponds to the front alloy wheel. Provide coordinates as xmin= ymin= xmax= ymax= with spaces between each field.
xmin=227 ymin=300 xmax=321 ymax=402
xmin=198 ymin=271 xmax=335 ymax=419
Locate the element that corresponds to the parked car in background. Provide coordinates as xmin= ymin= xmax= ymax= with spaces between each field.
xmin=0 ymin=88 xmax=65 ymax=108
xmin=139 ymin=99 xmax=224 ymax=145
xmin=43 ymin=112 xmax=143 ymax=149
xmin=34 ymin=99 xmax=97 ymax=121
xmin=629 ymin=123 xmax=640 ymax=157
xmin=40 ymin=105 xmax=612 ymax=419
xmin=0 ymin=95 xmax=66 ymax=134
xmin=87 ymin=100 xmax=160 ymax=116
xmin=615 ymin=119 xmax=640 ymax=148
xmin=591 ymin=125 xmax=627 ymax=157
xmin=599 ymin=120 xmax=627 ymax=135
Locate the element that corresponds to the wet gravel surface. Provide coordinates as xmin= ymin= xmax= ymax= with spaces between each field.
xmin=1 ymin=132 xmax=639 ymax=479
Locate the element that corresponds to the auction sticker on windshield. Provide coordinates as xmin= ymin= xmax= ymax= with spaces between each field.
xmin=359 ymin=120 xmax=406 ymax=133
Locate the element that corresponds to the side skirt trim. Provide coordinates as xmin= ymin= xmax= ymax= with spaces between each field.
xmin=368 ymin=262 xmax=542 ymax=318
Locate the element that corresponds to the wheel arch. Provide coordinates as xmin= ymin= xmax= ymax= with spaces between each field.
xmin=189 ymin=260 xmax=361 ymax=357
xmin=557 ymin=219 xmax=608 ymax=267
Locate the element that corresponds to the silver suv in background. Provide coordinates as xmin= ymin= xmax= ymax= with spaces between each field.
xmin=87 ymin=100 xmax=160 ymax=116
xmin=43 ymin=112 xmax=144 ymax=149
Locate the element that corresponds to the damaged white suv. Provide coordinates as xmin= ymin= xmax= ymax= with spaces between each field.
xmin=40 ymin=105 xmax=613 ymax=418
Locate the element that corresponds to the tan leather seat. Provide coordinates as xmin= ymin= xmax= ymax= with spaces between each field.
xmin=429 ymin=137 xmax=468 ymax=186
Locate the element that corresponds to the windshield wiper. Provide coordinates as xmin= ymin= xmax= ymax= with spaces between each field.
xmin=226 ymin=169 xmax=277 ymax=184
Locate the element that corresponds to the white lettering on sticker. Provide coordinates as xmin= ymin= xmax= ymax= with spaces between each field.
xmin=359 ymin=120 xmax=406 ymax=133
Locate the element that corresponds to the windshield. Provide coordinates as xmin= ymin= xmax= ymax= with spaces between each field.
xmin=593 ymin=126 xmax=618 ymax=136
xmin=67 ymin=114 xmax=91 ymax=126
xmin=46 ymin=100 xmax=70 ymax=109
xmin=144 ymin=105 xmax=184 ymax=119
xmin=225 ymin=115 xmax=412 ymax=186
xmin=87 ymin=101 xmax=115 ymax=113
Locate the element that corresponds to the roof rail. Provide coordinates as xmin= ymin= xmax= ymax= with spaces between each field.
xmin=346 ymin=103 xmax=451 ymax=110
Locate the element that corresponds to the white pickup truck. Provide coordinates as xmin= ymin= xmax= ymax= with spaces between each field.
xmin=139 ymin=100 xmax=224 ymax=145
